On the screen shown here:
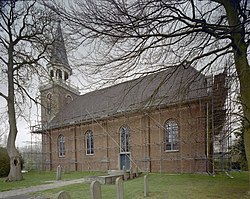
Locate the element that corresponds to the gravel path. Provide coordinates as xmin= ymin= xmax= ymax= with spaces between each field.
xmin=0 ymin=178 xmax=86 ymax=199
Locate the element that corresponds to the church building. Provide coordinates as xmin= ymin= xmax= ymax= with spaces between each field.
xmin=33 ymin=23 xmax=227 ymax=173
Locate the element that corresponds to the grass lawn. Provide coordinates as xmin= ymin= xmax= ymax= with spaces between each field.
xmin=0 ymin=171 xmax=104 ymax=192
xmin=1 ymin=171 xmax=250 ymax=199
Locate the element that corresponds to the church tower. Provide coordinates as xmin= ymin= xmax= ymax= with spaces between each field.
xmin=40 ymin=22 xmax=80 ymax=125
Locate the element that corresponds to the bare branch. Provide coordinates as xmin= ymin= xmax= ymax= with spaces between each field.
xmin=0 ymin=92 xmax=8 ymax=101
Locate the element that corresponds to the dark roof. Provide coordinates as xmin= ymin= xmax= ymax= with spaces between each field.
xmin=50 ymin=22 xmax=72 ymax=73
xmin=49 ymin=66 xmax=208 ymax=128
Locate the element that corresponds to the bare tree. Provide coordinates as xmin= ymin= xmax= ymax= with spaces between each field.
xmin=51 ymin=0 xmax=250 ymax=188
xmin=0 ymin=0 xmax=55 ymax=181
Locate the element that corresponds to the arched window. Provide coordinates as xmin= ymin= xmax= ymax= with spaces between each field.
xmin=120 ymin=126 xmax=130 ymax=153
xmin=64 ymin=71 xmax=69 ymax=81
xmin=50 ymin=70 xmax=54 ymax=78
xmin=85 ymin=130 xmax=94 ymax=155
xmin=65 ymin=94 xmax=73 ymax=104
xmin=58 ymin=135 xmax=65 ymax=157
xmin=46 ymin=93 xmax=52 ymax=115
xmin=56 ymin=69 xmax=62 ymax=79
xmin=164 ymin=120 xmax=179 ymax=151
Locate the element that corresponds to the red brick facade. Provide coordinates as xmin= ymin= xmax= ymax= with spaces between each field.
xmin=42 ymin=100 xmax=208 ymax=173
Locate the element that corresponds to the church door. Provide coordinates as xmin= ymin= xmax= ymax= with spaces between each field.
xmin=120 ymin=153 xmax=130 ymax=170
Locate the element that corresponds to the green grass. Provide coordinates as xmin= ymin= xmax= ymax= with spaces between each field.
xmin=1 ymin=171 xmax=250 ymax=199
xmin=0 ymin=170 xmax=104 ymax=192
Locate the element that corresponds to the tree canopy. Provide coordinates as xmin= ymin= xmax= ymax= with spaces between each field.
xmin=51 ymin=0 xmax=249 ymax=79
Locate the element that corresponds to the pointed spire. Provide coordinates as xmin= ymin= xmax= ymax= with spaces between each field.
xmin=50 ymin=21 xmax=72 ymax=74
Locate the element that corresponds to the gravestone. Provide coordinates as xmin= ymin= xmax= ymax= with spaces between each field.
xmin=122 ymin=165 xmax=127 ymax=181
xmin=144 ymin=175 xmax=149 ymax=197
xmin=135 ymin=167 xmax=139 ymax=177
xmin=90 ymin=180 xmax=102 ymax=199
xmin=130 ymin=167 xmax=133 ymax=179
xmin=55 ymin=191 xmax=71 ymax=199
xmin=56 ymin=165 xmax=62 ymax=181
xmin=116 ymin=177 xmax=124 ymax=199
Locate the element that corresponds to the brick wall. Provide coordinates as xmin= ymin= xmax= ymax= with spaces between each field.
xmin=43 ymin=100 xmax=208 ymax=173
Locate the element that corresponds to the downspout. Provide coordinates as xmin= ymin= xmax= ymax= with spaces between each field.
xmin=74 ymin=125 xmax=77 ymax=171
xmin=147 ymin=114 xmax=151 ymax=172
xmin=105 ymin=120 xmax=109 ymax=170
xmin=206 ymin=102 xmax=210 ymax=174
xmin=49 ymin=131 xmax=52 ymax=171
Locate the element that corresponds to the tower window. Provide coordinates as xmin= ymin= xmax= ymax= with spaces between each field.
xmin=46 ymin=93 xmax=52 ymax=115
xmin=65 ymin=94 xmax=73 ymax=104
xmin=56 ymin=69 xmax=62 ymax=79
xmin=64 ymin=72 xmax=69 ymax=81
xmin=50 ymin=70 xmax=54 ymax=78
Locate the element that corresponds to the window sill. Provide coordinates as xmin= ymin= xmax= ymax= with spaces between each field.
xmin=165 ymin=150 xmax=179 ymax=153
xmin=58 ymin=156 xmax=65 ymax=158
xmin=86 ymin=154 xmax=94 ymax=156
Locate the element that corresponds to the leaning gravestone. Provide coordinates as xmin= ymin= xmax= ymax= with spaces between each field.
xmin=56 ymin=165 xmax=62 ymax=181
xmin=55 ymin=191 xmax=71 ymax=199
xmin=116 ymin=177 xmax=124 ymax=199
xmin=90 ymin=180 xmax=102 ymax=199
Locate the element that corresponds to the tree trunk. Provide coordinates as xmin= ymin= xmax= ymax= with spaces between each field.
xmin=6 ymin=109 xmax=23 ymax=181
xmin=221 ymin=0 xmax=250 ymax=193
xmin=236 ymin=51 xmax=250 ymax=194
xmin=6 ymin=42 xmax=23 ymax=181
xmin=236 ymin=53 xmax=250 ymax=193
xmin=6 ymin=151 xmax=23 ymax=182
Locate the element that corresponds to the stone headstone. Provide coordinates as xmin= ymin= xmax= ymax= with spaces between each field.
xmin=56 ymin=165 xmax=62 ymax=181
xmin=55 ymin=191 xmax=71 ymax=199
xmin=116 ymin=177 xmax=124 ymax=199
xmin=122 ymin=165 xmax=127 ymax=181
xmin=90 ymin=180 xmax=102 ymax=199
xmin=144 ymin=175 xmax=149 ymax=197
xmin=130 ymin=167 xmax=133 ymax=179
xmin=135 ymin=167 xmax=139 ymax=177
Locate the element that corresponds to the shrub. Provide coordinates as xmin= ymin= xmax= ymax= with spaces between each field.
xmin=0 ymin=147 xmax=10 ymax=177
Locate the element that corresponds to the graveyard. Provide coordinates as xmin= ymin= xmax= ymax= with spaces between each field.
xmin=0 ymin=170 xmax=249 ymax=199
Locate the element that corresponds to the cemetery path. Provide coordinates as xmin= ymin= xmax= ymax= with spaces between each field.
xmin=0 ymin=178 xmax=86 ymax=199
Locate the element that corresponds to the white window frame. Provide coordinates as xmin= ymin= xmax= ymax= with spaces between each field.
xmin=120 ymin=126 xmax=130 ymax=153
xmin=164 ymin=120 xmax=179 ymax=152
xmin=58 ymin=135 xmax=65 ymax=157
xmin=46 ymin=93 xmax=52 ymax=115
xmin=85 ymin=130 xmax=94 ymax=155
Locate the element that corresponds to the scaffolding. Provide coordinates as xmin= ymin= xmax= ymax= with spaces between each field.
xmin=212 ymin=67 xmax=238 ymax=172
xmin=21 ymin=132 xmax=43 ymax=171
xmin=29 ymin=67 xmax=237 ymax=174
